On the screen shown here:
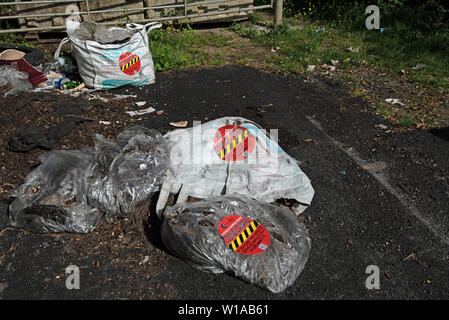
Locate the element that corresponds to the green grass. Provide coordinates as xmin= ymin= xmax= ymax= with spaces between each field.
xmin=375 ymin=102 xmax=392 ymax=117
xmin=230 ymin=17 xmax=449 ymax=89
xmin=149 ymin=26 xmax=232 ymax=71
xmin=0 ymin=32 xmax=34 ymax=47
xmin=231 ymin=22 xmax=326 ymax=73
xmin=397 ymin=118 xmax=417 ymax=128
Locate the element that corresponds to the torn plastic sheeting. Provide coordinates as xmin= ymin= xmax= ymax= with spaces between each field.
xmin=87 ymin=126 xmax=169 ymax=217
xmin=0 ymin=49 xmax=47 ymax=86
xmin=9 ymin=126 xmax=169 ymax=233
xmin=0 ymin=65 xmax=33 ymax=96
xmin=156 ymin=117 xmax=315 ymax=217
xmin=161 ymin=195 xmax=311 ymax=293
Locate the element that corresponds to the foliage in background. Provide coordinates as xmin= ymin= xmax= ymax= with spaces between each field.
xmin=248 ymin=0 xmax=449 ymax=88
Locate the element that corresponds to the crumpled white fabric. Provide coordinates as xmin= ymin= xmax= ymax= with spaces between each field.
xmin=156 ymin=117 xmax=314 ymax=217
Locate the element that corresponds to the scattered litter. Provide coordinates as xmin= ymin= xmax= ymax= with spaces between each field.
xmin=385 ymin=98 xmax=405 ymax=106
xmin=347 ymin=47 xmax=359 ymax=53
xmin=315 ymin=27 xmax=325 ymax=33
xmin=0 ymin=65 xmax=33 ymax=96
xmin=412 ymin=63 xmax=426 ymax=71
xmin=376 ymin=124 xmax=389 ymax=130
xmin=321 ymin=64 xmax=336 ymax=72
xmin=161 ymin=195 xmax=311 ymax=293
xmin=35 ymin=71 xmax=64 ymax=91
xmin=0 ymin=49 xmax=47 ymax=86
xmin=0 ymin=44 xmax=45 ymax=67
xmin=139 ymin=256 xmax=150 ymax=265
xmin=125 ymin=106 xmax=156 ymax=117
xmin=56 ymin=78 xmax=80 ymax=90
xmin=306 ymin=65 xmax=315 ymax=72
xmin=331 ymin=60 xmax=339 ymax=66
xmin=169 ymin=121 xmax=188 ymax=127
xmin=254 ymin=25 xmax=268 ymax=34
xmin=135 ymin=101 xmax=147 ymax=107
xmin=9 ymin=126 xmax=169 ymax=233
xmin=113 ymin=94 xmax=137 ymax=100
xmin=59 ymin=20 xmax=162 ymax=89
xmin=99 ymin=121 xmax=111 ymax=125
xmin=380 ymin=27 xmax=387 ymax=33
xmin=156 ymin=110 xmax=164 ymax=115
xmin=156 ymin=117 xmax=314 ymax=217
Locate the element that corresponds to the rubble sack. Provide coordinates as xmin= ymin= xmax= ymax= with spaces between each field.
xmin=156 ymin=117 xmax=315 ymax=216
xmin=9 ymin=125 xmax=169 ymax=233
xmin=54 ymin=20 xmax=162 ymax=89
xmin=161 ymin=195 xmax=311 ymax=293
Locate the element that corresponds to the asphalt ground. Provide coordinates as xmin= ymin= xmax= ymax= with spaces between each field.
xmin=1 ymin=66 xmax=448 ymax=299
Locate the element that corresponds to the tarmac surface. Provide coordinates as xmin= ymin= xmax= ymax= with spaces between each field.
xmin=1 ymin=66 xmax=448 ymax=299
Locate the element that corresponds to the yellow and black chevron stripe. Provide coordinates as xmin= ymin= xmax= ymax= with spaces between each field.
xmin=220 ymin=129 xmax=248 ymax=160
xmin=121 ymin=56 xmax=140 ymax=71
xmin=228 ymin=220 xmax=259 ymax=251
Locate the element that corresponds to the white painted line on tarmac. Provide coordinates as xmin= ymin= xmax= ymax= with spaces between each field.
xmin=305 ymin=115 xmax=449 ymax=246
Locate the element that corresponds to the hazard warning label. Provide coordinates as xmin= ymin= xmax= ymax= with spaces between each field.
xmin=119 ymin=52 xmax=141 ymax=76
xmin=218 ymin=215 xmax=270 ymax=255
xmin=213 ymin=125 xmax=256 ymax=161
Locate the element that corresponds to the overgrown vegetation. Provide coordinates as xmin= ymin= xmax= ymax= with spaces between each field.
xmin=0 ymin=0 xmax=447 ymax=128
xmin=235 ymin=1 xmax=449 ymax=88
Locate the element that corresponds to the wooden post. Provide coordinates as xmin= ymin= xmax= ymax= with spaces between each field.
xmin=274 ymin=0 xmax=283 ymax=25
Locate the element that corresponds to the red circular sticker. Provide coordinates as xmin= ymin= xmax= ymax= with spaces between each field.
xmin=119 ymin=52 xmax=141 ymax=76
xmin=218 ymin=215 xmax=270 ymax=255
xmin=213 ymin=125 xmax=255 ymax=161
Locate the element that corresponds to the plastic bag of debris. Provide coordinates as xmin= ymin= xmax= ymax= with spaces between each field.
xmin=8 ymin=149 xmax=101 ymax=233
xmin=9 ymin=126 xmax=169 ymax=233
xmin=0 ymin=65 xmax=33 ymax=96
xmin=54 ymin=20 xmax=161 ymax=89
xmin=87 ymin=126 xmax=170 ymax=217
xmin=161 ymin=195 xmax=311 ymax=293
xmin=156 ymin=117 xmax=315 ymax=217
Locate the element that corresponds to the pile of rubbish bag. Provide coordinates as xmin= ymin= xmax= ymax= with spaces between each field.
xmin=9 ymin=126 xmax=169 ymax=233
xmin=161 ymin=195 xmax=311 ymax=293
xmin=8 ymin=116 xmax=314 ymax=293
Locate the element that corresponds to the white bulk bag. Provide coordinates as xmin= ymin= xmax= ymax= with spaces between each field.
xmin=55 ymin=20 xmax=161 ymax=89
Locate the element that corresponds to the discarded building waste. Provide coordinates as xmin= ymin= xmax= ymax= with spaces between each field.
xmin=58 ymin=20 xmax=162 ymax=89
xmin=160 ymin=195 xmax=311 ymax=293
xmin=156 ymin=117 xmax=315 ymax=217
xmin=9 ymin=126 xmax=169 ymax=233
xmin=0 ymin=49 xmax=47 ymax=87
xmin=0 ymin=65 xmax=33 ymax=96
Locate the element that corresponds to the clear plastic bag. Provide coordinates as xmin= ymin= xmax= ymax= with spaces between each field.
xmin=0 ymin=65 xmax=32 ymax=96
xmin=8 ymin=149 xmax=101 ymax=233
xmin=9 ymin=126 xmax=169 ymax=233
xmin=87 ymin=126 xmax=170 ymax=218
xmin=161 ymin=195 xmax=311 ymax=293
